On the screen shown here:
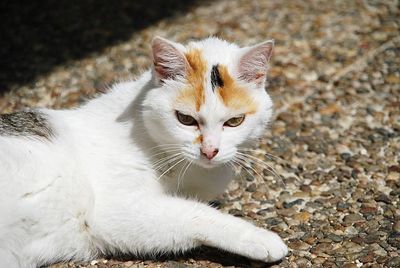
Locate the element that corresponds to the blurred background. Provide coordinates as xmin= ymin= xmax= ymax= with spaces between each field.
xmin=1 ymin=0 xmax=399 ymax=267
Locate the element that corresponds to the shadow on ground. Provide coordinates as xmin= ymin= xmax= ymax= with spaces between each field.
xmin=113 ymin=246 xmax=283 ymax=268
xmin=0 ymin=0 xmax=199 ymax=94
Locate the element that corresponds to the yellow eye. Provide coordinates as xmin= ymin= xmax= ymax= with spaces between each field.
xmin=224 ymin=115 xmax=245 ymax=127
xmin=176 ymin=111 xmax=198 ymax=126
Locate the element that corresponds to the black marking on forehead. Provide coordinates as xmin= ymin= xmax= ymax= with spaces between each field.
xmin=0 ymin=110 xmax=55 ymax=140
xmin=211 ymin=64 xmax=224 ymax=91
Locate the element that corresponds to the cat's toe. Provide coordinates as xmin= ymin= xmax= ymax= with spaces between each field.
xmin=238 ymin=228 xmax=288 ymax=263
xmin=262 ymin=231 xmax=288 ymax=262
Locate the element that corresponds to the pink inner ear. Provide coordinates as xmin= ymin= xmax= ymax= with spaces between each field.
xmin=152 ymin=37 xmax=188 ymax=81
xmin=238 ymin=41 xmax=274 ymax=83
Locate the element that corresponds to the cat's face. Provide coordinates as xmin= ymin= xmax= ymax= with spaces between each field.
xmin=143 ymin=37 xmax=273 ymax=169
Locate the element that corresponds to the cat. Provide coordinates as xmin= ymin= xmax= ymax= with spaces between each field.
xmin=0 ymin=36 xmax=288 ymax=267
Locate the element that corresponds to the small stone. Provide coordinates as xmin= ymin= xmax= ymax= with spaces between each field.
xmin=340 ymin=153 xmax=351 ymax=161
xmin=343 ymin=213 xmax=364 ymax=224
xmin=300 ymin=185 xmax=312 ymax=193
xmin=385 ymin=75 xmax=400 ymax=84
xmin=387 ymin=172 xmax=400 ymax=181
xmin=371 ymin=243 xmax=387 ymax=256
xmin=342 ymin=263 xmax=357 ymax=268
xmin=388 ymin=165 xmax=400 ymax=173
xmin=246 ymin=183 xmax=257 ymax=192
xmin=265 ymin=217 xmax=282 ymax=226
xmin=289 ymin=240 xmax=311 ymax=250
xmin=360 ymin=205 xmax=378 ymax=215
xmin=393 ymin=221 xmax=400 ymax=232
xmin=293 ymin=212 xmax=311 ymax=223
xmin=386 ymin=257 xmax=400 ymax=268
xmin=343 ymin=241 xmax=364 ymax=254
xmin=337 ymin=202 xmax=350 ymax=211
xmin=165 ymin=261 xmax=189 ymax=268
xmin=360 ymin=253 xmax=374 ymax=263
xmin=251 ymin=191 xmax=265 ymax=201
xmin=295 ymin=257 xmax=311 ymax=267
xmin=388 ymin=231 xmax=400 ymax=248
xmin=351 ymin=236 xmax=364 ymax=244
xmin=375 ymin=193 xmax=391 ymax=204
xmin=303 ymin=71 xmax=318 ymax=81
xmin=302 ymin=234 xmax=316 ymax=244
xmin=277 ymin=208 xmax=296 ymax=217
xmin=326 ymin=233 xmax=343 ymax=243
xmin=345 ymin=226 xmax=358 ymax=235
xmin=364 ymin=234 xmax=380 ymax=244
xmin=283 ymin=199 xmax=304 ymax=208
xmin=228 ymin=209 xmax=244 ymax=217
xmin=311 ymin=242 xmax=333 ymax=255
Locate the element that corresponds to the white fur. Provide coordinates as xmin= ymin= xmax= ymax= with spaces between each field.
xmin=0 ymin=38 xmax=287 ymax=267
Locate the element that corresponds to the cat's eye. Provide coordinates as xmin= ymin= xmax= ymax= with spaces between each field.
xmin=176 ymin=111 xmax=198 ymax=126
xmin=224 ymin=115 xmax=245 ymax=127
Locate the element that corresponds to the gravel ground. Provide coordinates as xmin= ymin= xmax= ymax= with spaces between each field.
xmin=1 ymin=0 xmax=399 ymax=267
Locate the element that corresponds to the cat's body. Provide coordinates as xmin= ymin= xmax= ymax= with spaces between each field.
xmin=0 ymin=37 xmax=288 ymax=267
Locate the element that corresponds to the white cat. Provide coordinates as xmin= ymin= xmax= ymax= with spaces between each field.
xmin=0 ymin=37 xmax=288 ymax=267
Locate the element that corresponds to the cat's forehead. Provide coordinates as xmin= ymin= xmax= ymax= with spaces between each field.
xmin=175 ymin=43 xmax=258 ymax=116
xmin=186 ymin=38 xmax=240 ymax=63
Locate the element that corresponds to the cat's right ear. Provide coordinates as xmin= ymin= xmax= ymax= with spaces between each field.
xmin=152 ymin=37 xmax=188 ymax=81
xmin=237 ymin=40 xmax=274 ymax=85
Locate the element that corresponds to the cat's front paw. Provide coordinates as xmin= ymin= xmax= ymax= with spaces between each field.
xmin=237 ymin=227 xmax=288 ymax=262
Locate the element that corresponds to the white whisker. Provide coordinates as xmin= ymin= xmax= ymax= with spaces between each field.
xmin=157 ymin=158 xmax=186 ymax=181
xmin=236 ymin=152 xmax=285 ymax=186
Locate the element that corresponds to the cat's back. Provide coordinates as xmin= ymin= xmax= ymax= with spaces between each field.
xmin=0 ymin=109 xmax=98 ymax=265
xmin=0 ymin=109 xmax=70 ymax=183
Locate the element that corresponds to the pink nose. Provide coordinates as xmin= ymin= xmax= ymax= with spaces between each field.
xmin=201 ymin=148 xmax=219 ymax=160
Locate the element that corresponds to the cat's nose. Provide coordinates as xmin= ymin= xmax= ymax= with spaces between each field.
xmin=200 ymin=147 xmax=219 ymax=160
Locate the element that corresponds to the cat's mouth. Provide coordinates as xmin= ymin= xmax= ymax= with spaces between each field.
xmin=197 ymin=158 xmax=219 ymax=169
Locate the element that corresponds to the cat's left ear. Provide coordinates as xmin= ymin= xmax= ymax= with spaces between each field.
xmin=237 ymin=40 xmax=274 ymax=84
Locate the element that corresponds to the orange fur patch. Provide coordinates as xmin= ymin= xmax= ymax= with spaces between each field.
xmin=217 ymin=65 xmax=258 ymax=114
xmin=193 ymin=134 xmax=203 ymax=144
xmin=179 ymin=49 xmax=207 ymax=111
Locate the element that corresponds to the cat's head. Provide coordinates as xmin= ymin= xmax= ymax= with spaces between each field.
xmin=142 ymin=37 xmax=274 ymax=168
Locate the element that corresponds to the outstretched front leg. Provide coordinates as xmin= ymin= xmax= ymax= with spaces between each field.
xmin=95 ymin=194 xmax=288 ymax=262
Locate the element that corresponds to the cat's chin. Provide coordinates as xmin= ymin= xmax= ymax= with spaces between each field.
xmin=195 ymin=159 xmax=224 ymax=169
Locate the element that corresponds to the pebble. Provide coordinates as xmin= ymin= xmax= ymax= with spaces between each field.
xmin=393 ymin=221 xmax=400 ymax=232
xmin=386 ymin=257 xmax=400 ymax=268
xmin=293 ymin=212 xmax=311 ymax=223
xmin=289 ymin=240 xmax=311 ymax=251
xmin=343 ymin=214 xmax=364 ymax=224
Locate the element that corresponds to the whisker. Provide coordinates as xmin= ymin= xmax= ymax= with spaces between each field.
xmin=157 ymin=158 xmax=186 ymax=181
xmin=238 ymin=148 xmax=283 ymax=161
xmin=153 ymin=157 xmax=182 ymax=172
xmin=236 ymin=152 xmax=285 ymax=186
xmin=153 ymin=153 xmax=182 ymax=171
xmin=227 ymin=161 xmax=245 ymax=182
xmin=234 ymin=156 xmax=265 ymax=184
xmin=152 ymin=152 xmax=181 ymax=166
xmin=149 ymin=148 xmax=182 ymax=158
xmin=147 ymin=144 xmax=182 ymax=152
xmin=176 ymin=159 xmax=188 ymax=192
xmin=177 ymin=160 xmax=193 ymax=193
xmin=230 ymin=158 xmax=255 ymax=181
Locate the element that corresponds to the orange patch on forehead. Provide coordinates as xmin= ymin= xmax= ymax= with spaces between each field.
xmin=217 ymin=65 xmax=258 ymax=114
xmin=180 ymin=48 xmax=207 ymax=111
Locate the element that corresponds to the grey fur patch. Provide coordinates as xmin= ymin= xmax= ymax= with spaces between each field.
xmin=0 ymin=110 xmax=54 ymax=140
